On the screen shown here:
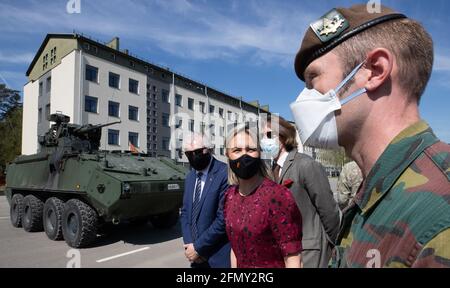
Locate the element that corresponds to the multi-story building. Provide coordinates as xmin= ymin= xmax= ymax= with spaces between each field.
xmin=23 ymin=33 xmax=269 ymax=164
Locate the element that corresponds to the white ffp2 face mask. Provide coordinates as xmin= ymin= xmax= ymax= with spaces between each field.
xmin=290 ymin=61 xmax=367 ymax=150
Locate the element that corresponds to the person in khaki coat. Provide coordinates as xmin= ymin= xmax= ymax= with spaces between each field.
xmin=261 ymin=116 xmax=340 ymax=268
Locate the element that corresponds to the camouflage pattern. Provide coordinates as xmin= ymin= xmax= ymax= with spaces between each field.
xmin=335 ymin=161 xmax=363 ymax=210
xmin=333 ymin=121 xmax=450 ymax=268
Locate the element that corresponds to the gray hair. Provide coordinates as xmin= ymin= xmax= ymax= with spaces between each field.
xmin=182 ymin=132 xmax=212 ymax=152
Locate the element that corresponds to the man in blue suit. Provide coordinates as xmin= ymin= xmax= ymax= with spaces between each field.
xmin=180 ymin=133 xmax=231 ymax=268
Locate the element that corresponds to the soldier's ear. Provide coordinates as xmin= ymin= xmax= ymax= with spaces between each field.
xmin=365 ymin=48 xmax=394 ymax=93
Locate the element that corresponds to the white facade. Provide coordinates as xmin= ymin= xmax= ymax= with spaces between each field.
xmin=82 ymin=53 xmax=147 ymax=152
xmin=22 ymin=34 xmax=264 ymax=164
xmin=22 ymin=80 xmax=39 ymax=155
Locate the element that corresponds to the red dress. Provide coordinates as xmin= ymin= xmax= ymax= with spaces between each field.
xmin=224 ymin=178 xmax=303 ymax=268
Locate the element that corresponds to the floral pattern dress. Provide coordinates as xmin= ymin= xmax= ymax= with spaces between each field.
xmin=224 ymin=178 xmax=303 ymax=268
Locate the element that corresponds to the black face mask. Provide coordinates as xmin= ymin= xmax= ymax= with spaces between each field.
xmin=229 ymin=154 xmax=260 ymax=180
xmin=186 ymin=149 xmax=211 ymax=171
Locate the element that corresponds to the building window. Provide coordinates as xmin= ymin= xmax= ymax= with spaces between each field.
xmin=85 ymin=96 xmax=98 ymax=113
xmin=39 ymin=82 xmax=43 ymax=97
xmin=227 ymin=111 xmax=233 ymax=121
xmin=220 ymin=146 xmax=224 ymax=156
xmin=153 ymin=102 xmax=158 ymax=109
xmin=153 ymin=94 xmax=157 ymax=101
xmin=200 ymin=122 xmax=206 ymax=134
xmin=153 ymin=143 xmax=157 ymax=151
xmin=108 ymin=101 xmax=120 ymax=118
xmin=220 ymin=126 xmax=224 ymax=137
xmin=175 ymin=117 xmax=182 ymax=129
xmin=128 ymin=132 xmax=139 ymax=148
xmin=162 ymin=137 xmax=170 ymax=151
xmin=175 ymin=94 xmax=182 ymax=107
xmin=209 ymin=105 xmax=215 ymax=114
xmin=188 ymin=98 xmax=194 ymax=110
xmin=50 ymin=47 xmax=56 ymax=64
xmin=45 ymin=104 xmax=51 ymax=119
xmin=161 ymin=89 xmax=169 ymax=103
xmin=152 ymin=118 xmax=157 ymax=125
xmin=85 ymin=65 xmax=98 ymax=82
xmin=152 ymin=127 xmax=157 ymax=133
xmin=38 ymin=108 xmax=42 ymax=123
xmin=162 ymin=113 xmax=170 ymax=127
xmin=42 ymin=54 xmax=48 ymax=70
xmin=129 ymin=106 xmax=139 ymax=121
xmin=83 ymin=43 xmax=90 ymax=50
xmin=153 ymin=110 xmax=157 ymax=117
xmin=46 ymin=77 xmax=51 ymax=93
xmin=199 ymin=101 xmax=205 ymax=113
xmin=108 ymin=129 xmax=120 ymax=145
xmin=109 ymin=72 xmax=120 ymax=89
xmin=129 ymin=61 xmax=135 ymax=68
xmin=152 ymin=135 xmax=157 ymax=142
xmin=189 ymin=120 xmax=194 ymax=132
xmin=219 ymin=108 xmax=224 ymax=118
xmin=110 ymin=53 xmax=116 ymax=61
xmin=92 ymin=46 xmax=98 ymax=54
xmin=129 ymin=78 xmax=139 ymax=94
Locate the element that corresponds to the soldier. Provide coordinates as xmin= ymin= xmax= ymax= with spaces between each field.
xmin=335 ymin=161 xmax=363 ymax=210
xmin=290 ymin=4 xmax=450 ymax=267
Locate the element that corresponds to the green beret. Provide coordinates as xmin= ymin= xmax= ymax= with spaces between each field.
xmin=294 ymin=4 xmax=406 ymax=81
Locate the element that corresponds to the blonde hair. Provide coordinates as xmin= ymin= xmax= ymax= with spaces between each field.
xmin=225 ymin=123 xmax=271 ymax=185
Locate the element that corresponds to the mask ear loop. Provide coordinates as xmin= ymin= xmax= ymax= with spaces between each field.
xmin=335 ymin=60 xmax=367 ymax=94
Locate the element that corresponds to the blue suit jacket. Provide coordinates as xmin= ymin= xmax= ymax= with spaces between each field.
xmin=180 ymin=157 xmax=231 ymax=268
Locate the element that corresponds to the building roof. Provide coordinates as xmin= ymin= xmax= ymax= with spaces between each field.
xmin=26 ymin=33 xmax=270 ymax=114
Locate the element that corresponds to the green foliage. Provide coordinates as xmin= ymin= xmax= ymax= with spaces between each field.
xmin=0 ymin=84 xmax=22 ymax=180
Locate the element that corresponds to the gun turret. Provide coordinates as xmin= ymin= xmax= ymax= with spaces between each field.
xmin=73 ymin=120 xmax=121 ymax=135
xmin=39 ymin=113 xmax=121 ymax=154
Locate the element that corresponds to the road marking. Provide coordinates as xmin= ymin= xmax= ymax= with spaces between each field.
xmin=96 ymin=247 xmax=150 ymax=263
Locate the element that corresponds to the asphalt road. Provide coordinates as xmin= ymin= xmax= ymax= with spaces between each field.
xmin=0 ymin=178 xmax=338 ymax=268
xmin=0 ymin=195 xmax=190 ymax=268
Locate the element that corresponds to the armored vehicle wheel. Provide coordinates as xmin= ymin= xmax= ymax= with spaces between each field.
xmin=62 ymin=199 xmax=98 ymax=248
xmin=22 ymin=195 xmax=44 ymax=232
xmin=150 ymin=209 xmax=179 ymax=229
xmin=10 ymin=194 xmax=24 ymax=228
xmin=43 ymin=197 xmax=64 ymax=241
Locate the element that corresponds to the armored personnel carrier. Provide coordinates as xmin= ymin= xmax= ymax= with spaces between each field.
xmin=5 ymin=113 xmax=188 ymax=248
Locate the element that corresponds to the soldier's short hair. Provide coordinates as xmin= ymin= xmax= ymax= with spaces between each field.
xmin=334 ymin=18 xmax=433 ymax=103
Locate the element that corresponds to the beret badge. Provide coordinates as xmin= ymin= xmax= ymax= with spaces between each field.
xmin=310 ymin=9 xmax=349 ymax=43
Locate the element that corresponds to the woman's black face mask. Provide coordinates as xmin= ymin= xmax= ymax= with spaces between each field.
xmin=185 ymin=148 xmax=211 ymax=171
xmin=229 ymin=154 xmax=260 ymax=180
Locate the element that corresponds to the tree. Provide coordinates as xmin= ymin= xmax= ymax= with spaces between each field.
xmin=0 ymin=84 xmax=22 ymax=184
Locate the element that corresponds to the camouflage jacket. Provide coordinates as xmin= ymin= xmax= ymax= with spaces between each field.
xmin=333 ymin=121 xmax=450 ymax=268
xmin=336 ymin=161 xmax=363 ymax=210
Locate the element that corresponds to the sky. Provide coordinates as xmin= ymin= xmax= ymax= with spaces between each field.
xmin=0 ymin=0 xmax=449 ymax=142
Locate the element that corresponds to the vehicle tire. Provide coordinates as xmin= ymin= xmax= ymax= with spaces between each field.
xmin=10 ymin=194 xmax=24 ymax=228
xmin=43 ymin=197 xmax=64 ymax=241
xmin=150 ymin=209 xmax=179 ymax=229
xmin=22 ymin=195 xmax=44 ymax=232
xmin=62 ymin=199 xmax=98 ymax=248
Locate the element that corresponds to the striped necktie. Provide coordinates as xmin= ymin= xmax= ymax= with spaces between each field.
xmin=191 ymin=172 xmax=203 ymax=241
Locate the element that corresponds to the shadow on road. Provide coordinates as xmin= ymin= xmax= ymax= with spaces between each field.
xmin=88 ymin=220 xmax=182 ymax=248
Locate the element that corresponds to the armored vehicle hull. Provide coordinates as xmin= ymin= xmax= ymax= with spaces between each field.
xmin=6 ymin=113 xmax=190 ymax=248
xmin=6 ymin=151 xmax=188 ymax=248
